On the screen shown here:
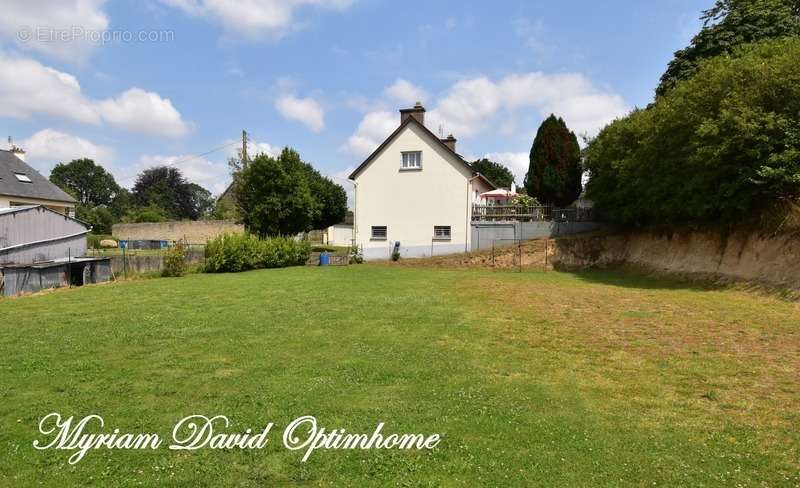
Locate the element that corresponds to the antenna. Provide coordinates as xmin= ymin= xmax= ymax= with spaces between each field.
xmin=438 ymin=124 xmax=444 ymax=138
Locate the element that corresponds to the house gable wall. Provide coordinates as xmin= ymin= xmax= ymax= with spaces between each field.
xmin=353 ymin=122 xmax=488 ymax=259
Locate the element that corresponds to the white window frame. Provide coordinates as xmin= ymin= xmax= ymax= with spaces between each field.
xmin=433 ymin=225 xmax=452 ymax=241
xmin=14 ymin=173 xmax=32 ymax=183
xmin=371 ymin=225 xmax=387 ymax=240
xmin=401 ymin=151 xmax=422 ymax=170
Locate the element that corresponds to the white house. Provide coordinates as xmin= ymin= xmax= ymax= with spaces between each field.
xmin=349 ymin=103 xmax=495 ymax=260
xmin=0 ymin=147 xmax=76 ymax=217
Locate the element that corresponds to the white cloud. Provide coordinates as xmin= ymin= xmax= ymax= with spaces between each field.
xmin=223 ymin=137 xmax=279 ymax=160
xmin=275 ymin=94 xmax=325 ymax=132
xmin=20 ymin=128 xmax=114 ymax=174
xmin=429 ymin=72 xmax=629 ymax=139
xmin=341 ymin=110 xmax=395 ymax=157
xmin=0 ymin=52 xmax=190 ymax=137
xmin=162 ymin=0 xmax=356 ymax=39
xmin=131 ymin=137 xmax=280 ymax=195
xmin=0 ymin=0 xmax=109 ymax=63
xmin=483 ymin=151 xmax=528 ymax=185
xmin=496 ymin=72 xmax=628 ymax=136
xmin=384 ymin=79 xmax=427 ymax=106
xmin=0 ymin=52 xmax=100 ymax=124
xmin=97 ymin=88 xmax=188 ymax=137
xmin=428 ymin=77 xmax=501 ymax=137
xmin=137 ymin=154 xmax=231 ymax=194
xmin=342 ymin=72 xmax=628 ymax=162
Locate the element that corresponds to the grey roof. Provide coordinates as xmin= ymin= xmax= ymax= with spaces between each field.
xmin=0 ymin=204 xmax=89 ymax=227
xmin=0 ymin=150 xmax=76 ymax=204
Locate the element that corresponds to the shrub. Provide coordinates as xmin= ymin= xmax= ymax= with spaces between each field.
xmin=585 ymin=38 xmax=800 ymax=229
xmin=162 ymin=242 xmax=187 ymax=277
xmin=204 ymin=233 xmax=311 ymax=273
xmin=391 ymin=249 xmax=400 ymax=261
xmin=349 ymin=244 xmax=364 ymax=264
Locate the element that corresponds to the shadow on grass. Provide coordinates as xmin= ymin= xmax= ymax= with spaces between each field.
xmin=561 ymin=265 xmax=735 ymax=292
xmin=561 ymin=265 xmax=800 ymax=300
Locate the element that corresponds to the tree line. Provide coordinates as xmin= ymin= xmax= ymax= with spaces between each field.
xmin=48 ymin=149 xmax=348 ymax=237
xmin=585 ymin=0 xmax=800 ymax=229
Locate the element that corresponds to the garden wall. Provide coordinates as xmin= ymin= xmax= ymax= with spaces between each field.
xmin=551 ymin=231 xmax=800 ymax=289
xmin=113 ymin=220 xmax=243 ymax=244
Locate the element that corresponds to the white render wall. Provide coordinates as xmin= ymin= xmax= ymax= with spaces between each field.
xmin=0 ymin=195 xmax=75 ymax=216
xmin=325 ymin=224 xmax=354 ymax=247
xmin=353 ymin=122 xmax=492 ymax=260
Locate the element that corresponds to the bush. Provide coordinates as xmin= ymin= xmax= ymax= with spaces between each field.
xmin=585 ymin=38 xmax=800 ymax=229
xmin=204 ymin=233 xmax=311 ymax=273
xmin=349 ymin=244 xmax=364 ymax=264
xmin=162 ymin=242 xmax=188 ymax=277
xmin=391 ymin=249 xmax=400 ymax=261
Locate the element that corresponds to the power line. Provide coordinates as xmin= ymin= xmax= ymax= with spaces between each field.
xmin=117 ymin=140 xmax=240 ymax=184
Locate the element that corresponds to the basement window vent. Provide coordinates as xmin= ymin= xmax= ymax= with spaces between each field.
xmin=371 ymin=226 xmax=387 ymax=240
xmin=14 ymin=173 xmax=32 ymax=183
xmin=433 ymin=226 xmax=451 ymax=240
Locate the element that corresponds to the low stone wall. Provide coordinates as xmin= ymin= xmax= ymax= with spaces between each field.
xmin=550 ymin=231 xmax=800 ymax=289
xmin=112 ymin=220 xmax=243 ymax=244
xmin=107 ymin=249 xmax=206 ymax=275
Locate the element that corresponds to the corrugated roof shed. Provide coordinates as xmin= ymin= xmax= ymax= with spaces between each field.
xmin=0 ymin=205 xmax=89 ymax=264
xmin=0 ymin=149 xmax=76 ymax=203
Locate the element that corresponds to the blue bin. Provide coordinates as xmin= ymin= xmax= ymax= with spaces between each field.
xmin=319 ymin=252 xmax=330 ymax=266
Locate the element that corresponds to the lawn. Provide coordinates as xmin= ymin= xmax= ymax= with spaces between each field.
xmin=0 ymin=266 xmax=798 ymax=486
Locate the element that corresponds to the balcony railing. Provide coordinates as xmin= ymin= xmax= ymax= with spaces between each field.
xmin=471 ymin=204 xmax=594 ymax=222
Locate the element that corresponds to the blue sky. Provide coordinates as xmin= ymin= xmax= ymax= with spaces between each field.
xmin=1 ymin=0 xmax=709 ymax=196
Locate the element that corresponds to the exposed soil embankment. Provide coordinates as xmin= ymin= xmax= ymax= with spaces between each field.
xmin=390 ymin=230 xmax=799 ymax=290
xmin=550 ymin=231 xmax=800 ymax=290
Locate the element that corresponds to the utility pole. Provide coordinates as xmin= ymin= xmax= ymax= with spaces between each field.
xmin=241 ymin=130 xmax=249 ymax=167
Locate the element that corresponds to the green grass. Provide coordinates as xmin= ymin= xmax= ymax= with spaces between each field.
xmin=1 ymin=266 xmax=798 ymax=486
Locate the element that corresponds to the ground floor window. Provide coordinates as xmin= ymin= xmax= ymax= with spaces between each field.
xmin=371 ymin=226 xmax=387 ymax=240
xmin=433 ymin=225 xmax=451 ymax=240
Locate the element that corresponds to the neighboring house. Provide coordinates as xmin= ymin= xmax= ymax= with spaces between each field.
xmin=0 ymin=147 xmax=77 ymax=216
xmin=349 ymin=103 xmax=495 ymax=260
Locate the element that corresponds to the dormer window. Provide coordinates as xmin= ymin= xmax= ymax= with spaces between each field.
xmin=14 ymin=173 xmax=32 ymax=183
xmin=401 ymin=151 xmax=422 ymax=170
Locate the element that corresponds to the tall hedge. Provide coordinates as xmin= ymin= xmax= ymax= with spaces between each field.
xmin=585 ymin=38 xmax=800 ymax=228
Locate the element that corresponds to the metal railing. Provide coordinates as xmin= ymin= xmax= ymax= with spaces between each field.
xmin=471 ymin=204 xmax=594 ymax=222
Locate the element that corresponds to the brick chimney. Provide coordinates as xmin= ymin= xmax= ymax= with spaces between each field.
xmin=400 ymin=102 xmax=425 ymax=125
xmin=441 ymin=134 xmax=456 ymax=152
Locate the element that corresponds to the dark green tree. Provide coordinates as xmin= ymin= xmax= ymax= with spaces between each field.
xmin=232 ymin=148 xmax=319 ymax=236
xmin=302 ymin=163 xmax=347 ymax=230
xmin=122 ymin=204 xmax=169 ymax=223
xmin=524 ymin=115 xmax=582 ymax=207
xmin=77 ymin=205 xmax=115 ymax=234
xmin=470 ymin=158 xmax=515 ymax=188
xmin=49 ymin=158 xmax=122 ymax=207
xmin=188 ymin=183 xmax=215 ymax=219
xmin=131 ymin=166 xmax=209 ymax=220
xmin=657 ymin=0 xmax=800 ymax=97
